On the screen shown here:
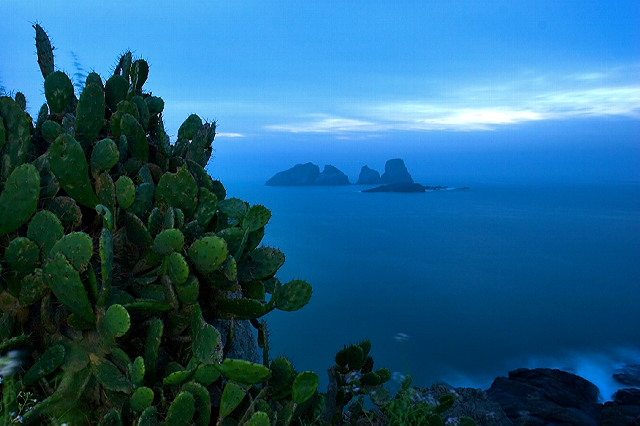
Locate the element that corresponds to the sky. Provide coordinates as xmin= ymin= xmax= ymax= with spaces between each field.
xmin=2 ymin=0 xmax=639 ymax=184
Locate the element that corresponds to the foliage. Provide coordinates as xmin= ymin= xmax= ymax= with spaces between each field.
xmin=0 ymin=24 xmax=312 ymax=426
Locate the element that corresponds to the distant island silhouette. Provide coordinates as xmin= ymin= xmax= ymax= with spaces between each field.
xmin=266 ymin=158 xmax=468 ymax=192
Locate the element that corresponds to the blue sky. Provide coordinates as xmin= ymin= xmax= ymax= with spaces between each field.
xmin=2 ymin=0 xmax=639 ymax=183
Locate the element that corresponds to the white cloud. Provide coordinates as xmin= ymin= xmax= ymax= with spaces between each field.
xmin=216 ymin=132 xmax=245 ymax=138
xmin=265 ymin=69 xmax=640 ymax=134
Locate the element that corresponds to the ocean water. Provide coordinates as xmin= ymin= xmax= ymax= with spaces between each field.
xmin=220 ymin=179 xmax=640 ymax=401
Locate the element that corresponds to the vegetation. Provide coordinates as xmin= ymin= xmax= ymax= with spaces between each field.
xmin=0 ymin=25 xmax=474 ymax=426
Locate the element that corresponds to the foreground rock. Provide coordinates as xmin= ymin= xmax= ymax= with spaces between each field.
xmin=600 ymin=388 xmax=640 ymax=426
xmin=487 ymin=368 xmax=601 ymax=426
xmin=266 ymin=162 xmax=349 ymax=186
xmin=380 ymin=158 xmax=414 ymax=184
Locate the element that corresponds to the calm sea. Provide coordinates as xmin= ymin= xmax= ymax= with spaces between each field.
xmin=220 ymin=179 xmax=640 ymax=400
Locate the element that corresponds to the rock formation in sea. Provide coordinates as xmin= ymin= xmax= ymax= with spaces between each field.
xmin=265 ymin=163 xmax=349 ymax=186
xmin=362 ymin=182 xmax=427 ymax=193
xmin=380 ymin=158 xmax=414 ymax=184
xmin=357 ymin=165 xmax=381 ymax=185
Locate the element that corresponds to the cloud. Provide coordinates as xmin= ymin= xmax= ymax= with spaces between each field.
xmin=216 ymin=132 xmax=245 ymax=138
xmin=265 ymin=71 xmax=640 ymax=134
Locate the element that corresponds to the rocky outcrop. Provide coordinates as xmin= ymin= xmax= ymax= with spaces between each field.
xmin=315 ymin=165 xmax=350 ymax=185
xmin=380 ymin=158 xmax=414 ymax=184
xmin=357 ymin=166 xmax=381 ymax=185
xmin=487 ymin=368 xmax=601 ymax=426
xmin=614 ymin=364 xmax=640 ymax=387
xmin=362 ymin=183 xmax=428 ymax=193
xmin=266 ymin=162 xmax=320 ymax=186
xmin=600 ymin=388 xmax=640 ymax=426
xmin=266 ymin=163 xmax=350 ymax=186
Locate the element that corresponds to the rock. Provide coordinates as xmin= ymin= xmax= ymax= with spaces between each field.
xmin=266 ymin=162 xmax=320 ymax=186
xmin=362 ymin=183 xmax=426 ymax=193
xmin=357 ymin=165 xmax=381 ymax=185
xmin=315 ymin=165 xmax=350 ymax=185
xmin=210 ymin=318 xmax=261 ymax=364
xmin=420 ymin=384 xmax=513 ymax=426
xmin=600 ymin=388 xmax=640 ymax=426
xmin=380 ymin=158 xmax=414 ymax=184
xmin=265 ymin=163 xmax=350 ymax=185
xmin=487 ymin=368 xmax=600 ymax=426
xmin=614 ymin=364 xmax=640 ymax=387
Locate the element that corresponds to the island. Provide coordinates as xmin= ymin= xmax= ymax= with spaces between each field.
xmin=265 ymin=163 xmax=350 ymax=186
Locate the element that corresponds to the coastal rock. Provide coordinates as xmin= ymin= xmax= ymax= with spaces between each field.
xmin=380 ymin=158 xmax=414 ymax=184
xmin=600 ymin=388 xmax=640 ymax=426
xmin=357 ymin=165 xmax=381 ymax=185
xmin=421 ymin=384 xmax=513 ymax=426
xmin=487 ymin=368 xmax=601 ymax=426
xmin=315 ymin=165 xmax=350 ymax=185
xmin=266 ymin=162 xmax=320 ymax=186
xmin=613 ymin=364 xmax=640 ymax=387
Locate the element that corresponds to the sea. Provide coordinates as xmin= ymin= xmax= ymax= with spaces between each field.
xmin=216 ymin=177 xmax=640 ymax=401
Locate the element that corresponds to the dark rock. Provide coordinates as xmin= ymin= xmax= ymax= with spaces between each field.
xmin=315 ymin=165 xmax=350 ymax=185
xmin=614 ymin=364 xmax=640 ymax=387
xmin=600 ymin=388 xmax=640 ymax=426
xmin=357 ymin=165 xmax=381 ymax=185
xmin=487 ymin=368 xmax=600 ymax=426
xmin=421 ymin=384 xmax=513 ymax=426
xmin=266 ymin=162 xmax=320 ymax=186
xmin=380 ymin=158 xmax=414 ymax=184
xmin=362 ymin=183 xmax=426 ymax=193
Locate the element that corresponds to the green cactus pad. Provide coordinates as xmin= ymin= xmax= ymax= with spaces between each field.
xmin=188 ymin=236 xmax=228 ymax=274
xmin=167 ymin=252 xmax=189 ymax=285
xmin=49 ymin=231 xmax=93 ymax=271
xmin=22 ymin=344 xmax=66 ymax=386
xmin=41 ymin=119 xmax=65 ymax=144
xmin=216 ymin=297 xmax=268 ymax=319
xmin=95 ymin=172 xmax=116 ymax=214
xmin=155 ymin=166 xmax=198 ymax=215
xmin=131 ymin=60 xmax=149 ymax=91
xmin=161 ymin=207 xmax=175 ymax=230
xmin=85 ymin=72 xmax=104 ymax=88
xmin=123 ymin=212 xmax=153 ymax=247
xmin=0 ymin=113 xmax=5 ymax=151
xmin=90 ymin=356 xmax=133 ymax=393
xmin=121 ymin=113 xmax=149 ymax=162
xmin=144 ymin=318 xmax=163 ymax=381
xmin=335 ymin=344 xmax=365 ymax=371
xmin=104 ymin=75 xmax=129 ymax=112
xmin=115 ymin=175 xmax=136 ymax=209
xmin=192 ymin=321 xmax=220 ymax=364
xmin=34 ymin=24 xmax=54 ymax=78
xmin=219 ymin=381 xmax=246 ymax=417
xmin=186 ymin=122 xmax=215 ymax=166
xmin=177 ymin=114 xmax=203 ymax=140
xmin=47 ymin=196 xmax=82 ymax=229
xmin=5 ymin=237 xmax=40 ymax=275
xmin=130 ymin=356 xmax=146 ymax=386
xmin=43 ymin=253 xmax=96 ymax=324
xmin=218 ymin=197 xmax=248 ymax=219
xmin=131 ymin=95 xmax=150 ymax=130
xmin=268 ymin=356 xmax=296 ymax=400
xmin=153 ymin=228 xmax=185 ymax=255
xmin=44 ymin=71 xmax=74 ymax=113
xmin=130 ymin=386 xmax=154 ymax=413
xmin=292 ymin=371 xmax=319 ymax=404
xmin=103 ymin=304 xmax=131 ymax=338
xmin=136 ymin=406 xmax=158 ymax=426
xmin=194 ymin=187 xmax=218 ymax=228
xmin=49 ymin=134 xmax=100 ymax=208
xmin=238 ymin=247 xmax=285 ymax=282
xmin=216 ymin=358 xmax=272 ymax=384
xmin=274 ymin=279 xmax=312 ymax=312
xmin=186 ymin=159 xmax=216 ymax=192
xmin=27 ymin=210 xmax=64 ymax=255
xmin=192 ymin=364 xmax=220 ymax=386
xmin=0 ymin=164 xmax=40 ymax=237
xmin=163 ymin=369 xmax=194 ymax=386
xmin=19 ymin=268 xmax=48 ymax=306
xmin=245 ymin=412 xmax=271 ymax=426
xmin=180 ymin=382 xmax=211 ymax=426
xmin=144 ymin=96 xmax=164 ymax=115
xmin=165 ymin=391 xmax=195 ymax=426
xmin=242 ymin=205 xmax=272 ymax=232
xmin=75 ymin=81 xmax=106 ymax=147
xmin=0 ymin=96 xmax=32 ymax=179
xmin=91 ymin=138 xmax=119 ymax=174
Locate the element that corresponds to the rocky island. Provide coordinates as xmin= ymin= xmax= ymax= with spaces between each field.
xmin=265 ymin=162 xmax=350 ymax=186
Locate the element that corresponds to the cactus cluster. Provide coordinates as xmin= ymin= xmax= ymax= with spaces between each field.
xmin=0 ymin=25 xmax=313 ymax=426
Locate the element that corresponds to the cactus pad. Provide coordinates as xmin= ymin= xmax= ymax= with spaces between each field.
xmin=0 ymin=164 xmax=40 ymax=237
xmin=49 ymin=134 xmax=100 ymax=208
xmin=27 ymin=210 xmax=64 ymax=255
xmin=242 ymin=205 xmax=272 ymax=232
xmin=153 ymin=228 xmax=185 ymax=255
xmin=165 ymin=391 xmax=195 ymax=426
xmin=274 ymin=279 xmax=312 ymax=312
xmin=219 ymin=381 xmax=246 ymax=417
xmin=130 ymin=387 xmax=154 ymax=413
xmin=155 ymin=166 xmax=198 ymax=215
xmin=216 ymin=358 xmax=272 ymax=384
xmin=22 ymin=344 xmax=66 ymax=386
xmin=103 ymin=304 xmax=131 ymax=338
xmin=188 ymin=236 xmax=228 ymax=275
xmin=43 ymin=253 xmax=96 ymax=324
xmin=91 ymin=138 xmax=119 ymax=174
xmin=44 ymin=71 xmax=74 ymax=113
xmin=75 ymin=81 xmax=106 ymax=147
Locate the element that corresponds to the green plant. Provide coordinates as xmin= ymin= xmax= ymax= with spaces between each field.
xmin=0 ymin=24 xmax=313 ymax=426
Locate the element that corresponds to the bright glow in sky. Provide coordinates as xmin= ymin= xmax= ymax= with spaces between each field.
xmin=2 ymin=0 xmax=639 ymax=182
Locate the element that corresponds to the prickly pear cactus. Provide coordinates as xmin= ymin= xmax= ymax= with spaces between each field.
xmin=0 ymin=26 xmax=314 ymax=426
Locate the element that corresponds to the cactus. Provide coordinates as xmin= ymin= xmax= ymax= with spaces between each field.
xmin=274 ymin=279 xmax=312 ymax=312
xmin=165 ymin=391 xmax=195 ymax=426
xmin=44 ymin=71 xmax=75 ymax=114
xmin=91 ymin=138 xmax=119 ymax=174
xmin=0 ymin=164 xmax=40 ymax=237
xmin=216 ymin=358 xmax=272 ymax=384
xmin=220 ymin=381 xmax=247 ymax=417
xmin=34 ymin=24 xmax=54 ymax=79
xmin=188 ymin=236 xmax=228 ymax=274
xmin=75 ymin=78 xmax=106 ymax=147
xmin=0 ymin=96 xmax=32 ymax=180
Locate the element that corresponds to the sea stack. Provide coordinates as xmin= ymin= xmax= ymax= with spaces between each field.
xmin=357 ymin=165 xmax=381 ymax=185
xmin=380 ymin=158 xmax=414 ymax=184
